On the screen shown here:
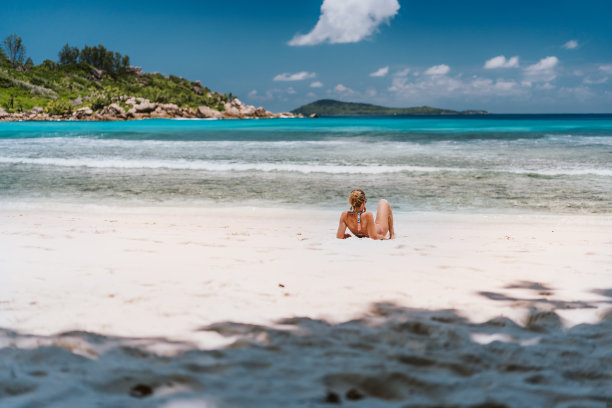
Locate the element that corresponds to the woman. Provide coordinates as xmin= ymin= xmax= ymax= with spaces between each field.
xmin=336 ymin=189 xmax=395 ymax=240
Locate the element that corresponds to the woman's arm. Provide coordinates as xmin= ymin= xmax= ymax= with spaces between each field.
xmin=336 ymin=212 xmax=351 ymax=239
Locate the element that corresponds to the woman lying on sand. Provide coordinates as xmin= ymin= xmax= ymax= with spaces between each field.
xmin=337 ymin=189 xmax=395 ymax=240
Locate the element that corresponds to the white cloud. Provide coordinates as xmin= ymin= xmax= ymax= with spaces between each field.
xmin=273 ymin=72 xmax=316 ymax=81
xmin=583 ymin=77 xmax=608 ymax=85
xmin=369 ymin=66 xmax=389 ymax=77
xmin=484 ymin=55 xmax=519 ymax=69
xmin=526 ymin=57 xmax=559 ymax=71
xmin=389 ymin=74 xmax=524 ymax=98
xmin=523 ymin=56 xmax=559 ymax=83
xmin=494 ymin=80 xmax=519 ymax=91
xmin=366 ymin=88 xmax=377 ymax=97
xmin=288 ymin=0 xmax=400 ymax=46
xmin=424 ymin=64 xmax=450 ymax=76
xmin=536 ymin=83 xmax=556 ymax=90
xmin=600 ymin=65 xmax=612 ymax=74
xmin=248 ymin=90 xmax=275 ymax=101
xmin=310 ymin=81 xmax=324 ymax=88
xmin=307 ymin=92 xmax=317 ymax=98
xmin=393 ymin=68 xmax=411 ymax=77
xmin=247 ymin=88 xmax=297 ymax=102
xmin=563 ymin=40 xmax=579 ymax=49
xmin=559 ymin=85 xmax=594 ymax=101
xmin=469 ymin=78 xmax=521 ymax=94
xmin=333 ymin=84 xmax=354 ymax=94
xmin=389 ymin=74 xmax=459 ymax=95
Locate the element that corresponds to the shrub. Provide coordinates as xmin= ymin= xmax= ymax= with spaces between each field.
xmin=41 ymin=59 xmax=60 ymax=70
xmin=88 ymin=95 xmax=111 ymax=111
xmin=45 ymin=99 xmax=73 ymax=115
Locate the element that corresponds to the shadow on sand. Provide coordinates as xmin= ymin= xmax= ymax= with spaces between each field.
xmin=1 ymin=282 xmax=611 ymax=408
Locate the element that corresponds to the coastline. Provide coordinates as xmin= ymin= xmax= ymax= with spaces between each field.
xmin=0 ymin=96 xmax=305 ymax=122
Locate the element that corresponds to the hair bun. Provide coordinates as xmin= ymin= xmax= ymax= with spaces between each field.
xmin=349 ymin=189 xmax=366 ymax=210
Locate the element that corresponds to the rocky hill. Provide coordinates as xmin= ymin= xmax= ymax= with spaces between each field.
xmin=292 ymin=99 xmax=488 ymax=116
xmin=0 ymin=48 xmax=296 ymax=121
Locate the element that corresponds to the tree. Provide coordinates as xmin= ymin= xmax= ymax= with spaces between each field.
xmin=58 ymin=43 xmax=80 ymax=65
xmin=120 ymin=55 xmax=130 ymax=72
xmin=2 ymin=34 xmax=26 ymax=68
xmin=78 ymin=44 xmax=130 ymax=75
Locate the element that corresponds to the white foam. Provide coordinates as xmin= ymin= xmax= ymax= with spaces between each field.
xmin=503 ymin=167 xmax=612 ymax=177
xmin=0 ymin=157 xmax=467 ymax=174
xmin=2 ymin=156 xmax=611 ymax=177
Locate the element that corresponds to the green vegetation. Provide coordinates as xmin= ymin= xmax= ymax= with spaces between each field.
xmin=45 ymin=99 xmax=73 ymax=115
xmin=1 ymin=34 xmax=232 ymax=115
xmin=292 ymin=99 xmax=488 ymax=116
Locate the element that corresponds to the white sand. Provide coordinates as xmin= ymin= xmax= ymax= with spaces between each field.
xmin=1 ymin=203 xmax=611 ymax=407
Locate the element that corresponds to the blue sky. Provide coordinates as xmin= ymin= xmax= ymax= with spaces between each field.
xmin=3 ymin=0 xmax=611 ymax=112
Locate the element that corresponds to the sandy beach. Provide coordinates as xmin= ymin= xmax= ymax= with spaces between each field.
xmin=3 ymin=0 xmax=612 ymax=403
xmin=1 ymin=203 xmax=611 ymax=407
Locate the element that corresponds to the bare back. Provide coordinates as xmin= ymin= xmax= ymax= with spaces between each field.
xmin=336 ymin=199 xmax=394 ymax=240
xmin=343 ymin=210 xmax=377 ymax=238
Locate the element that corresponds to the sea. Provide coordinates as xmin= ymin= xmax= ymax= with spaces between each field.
xmin=1 ymin=115 xmax=611 ymax=213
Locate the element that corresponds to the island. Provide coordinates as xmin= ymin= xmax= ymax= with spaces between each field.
xmin=0 ymin=35 xmax=488 ymax=121
xmin=0 ymin=38 xmax=297 ymax=121
xmin=292 ymin=99 xmax=489 ymax=116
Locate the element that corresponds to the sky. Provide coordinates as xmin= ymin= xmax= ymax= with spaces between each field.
xmin=2 ymin=0 xmax=612 ymax=113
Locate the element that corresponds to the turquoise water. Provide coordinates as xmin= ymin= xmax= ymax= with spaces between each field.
xmin=1 ymin=115 xmax=611 ymax=212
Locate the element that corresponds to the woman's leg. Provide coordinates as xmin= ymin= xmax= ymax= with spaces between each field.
xmin=375 ymin=199 xmax=394 ymax=238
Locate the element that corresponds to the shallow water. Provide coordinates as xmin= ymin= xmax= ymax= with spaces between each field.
xmin=1 ymin=115 xmax=611 ymax=212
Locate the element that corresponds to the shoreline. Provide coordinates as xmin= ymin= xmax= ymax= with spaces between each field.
xmin=2 ymin=196 xmax=610 ymax=216
xmin=0 ymin=114 xmax=304 ymax=122
xmin=0 ymin=96 xmax=306 ymax=122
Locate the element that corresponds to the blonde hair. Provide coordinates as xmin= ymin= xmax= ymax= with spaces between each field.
xmin=349 ymin=189 xmax=367 ymax=211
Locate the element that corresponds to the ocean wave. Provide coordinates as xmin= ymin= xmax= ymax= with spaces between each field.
xmin=0 ymin=157 xmax=466 ymax=174
xmin=506 ymin=168 xmax=612 ymax=176
xmin=2 ymin=134 xmax=611 ymax=151
xmin=1 ymin=156 xmax=612 ymax=176
xmin=543 ymin=133 xmax=612 ymax=145
xmin=0 ymin=137 xmax=374 ymax=149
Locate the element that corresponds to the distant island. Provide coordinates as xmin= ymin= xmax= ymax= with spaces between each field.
xmin=0 ymin=35 xmax=295 ymax=121
xmin=292 ymin=99 xmax=489 ymax=116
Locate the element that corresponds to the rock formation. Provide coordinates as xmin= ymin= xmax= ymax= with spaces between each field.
xmin=0 ymin=96 xmax=304 ymax=122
